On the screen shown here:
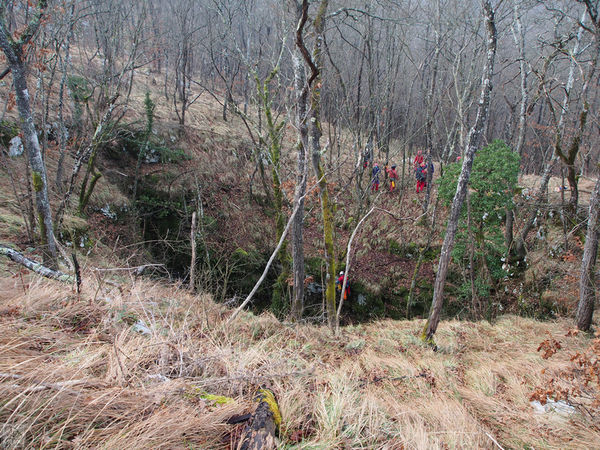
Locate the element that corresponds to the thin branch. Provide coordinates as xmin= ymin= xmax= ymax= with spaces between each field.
xmin=336 ymin=206 xmax=375 ymax=330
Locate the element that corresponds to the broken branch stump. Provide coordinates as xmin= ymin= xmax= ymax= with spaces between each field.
xmin=239 ymin=388 xmax=281 ymax=450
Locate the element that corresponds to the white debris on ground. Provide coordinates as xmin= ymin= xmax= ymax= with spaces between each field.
xmin=133 ymin=319 xmax=152 ymax=335
xmin=531 ymin=398 xmax=576 ymax=416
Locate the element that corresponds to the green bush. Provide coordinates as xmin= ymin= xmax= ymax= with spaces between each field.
xmin=437 ymin=140 xmax=519 ymax=309
xmin=344 ymin=281 xmax=385 ymax=321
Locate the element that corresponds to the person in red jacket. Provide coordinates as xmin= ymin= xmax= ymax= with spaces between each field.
xmin=413 ymin=149 xmax=424 ymax=168
xmin=386 ymin=164 xmax=398 ymax=192
xmin=336 ymin=271 xmax=350 ymax=300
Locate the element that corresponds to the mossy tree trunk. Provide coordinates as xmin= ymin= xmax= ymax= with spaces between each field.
xmin=257 ymin=70 xmax=290 ymax=315
xmin=0 ymin=1 xmax=58 ymax=269
xmin=303 ymin=0 xmax=336 ymax=331
xmin=78 ymin=146 xmax=102 ymax=215
xmin=239 ymin=388 xmax=281 ymax=450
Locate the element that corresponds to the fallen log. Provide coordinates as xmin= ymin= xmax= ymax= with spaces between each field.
xmin=239 ymin=388 xmax=281 ymax=450
xmin=0 ymin=245 xmax=74 ymax=283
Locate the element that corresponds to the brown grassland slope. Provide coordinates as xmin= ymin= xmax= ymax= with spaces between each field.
xmin=0 ymin=274 xmax=598 ymax=449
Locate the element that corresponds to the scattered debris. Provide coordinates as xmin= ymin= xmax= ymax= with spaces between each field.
xmin=530 ymin=398 xmax=576 ymax=416
xmin=132 ymin=319 xmax=152 ymax=335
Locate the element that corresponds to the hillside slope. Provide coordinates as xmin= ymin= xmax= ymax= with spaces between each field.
xmin=0 ymin=274 xmax=597 ymax=449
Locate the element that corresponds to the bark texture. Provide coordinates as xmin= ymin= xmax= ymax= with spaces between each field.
xmin=423 ymin=0 xmax=497 ymax=343
xmin=290 ymin=47 xmax=309 ymax=320
xmin=239 ymin=388 xmax=281 ymax=450
xmin=577 ymin=175 xmax=600 ymax=330
xmin=0 ymin=1 xmax=57 ymax=268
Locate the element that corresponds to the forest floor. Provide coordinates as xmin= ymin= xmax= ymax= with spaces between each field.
xmin=0 ymin=275 xmax=598 ymax=449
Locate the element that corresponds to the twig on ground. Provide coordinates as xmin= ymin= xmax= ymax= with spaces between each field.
xmin=484 ymin=431 xmax=505 ymax=450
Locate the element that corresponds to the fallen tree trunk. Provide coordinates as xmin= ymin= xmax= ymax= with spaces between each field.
xmin=239 ymin=388 xmax=281 ymax=450
xmin=0 ymin=245 xmax=74 ymax=283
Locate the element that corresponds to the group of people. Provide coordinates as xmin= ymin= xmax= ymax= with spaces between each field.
xmin=366 ymin=149 xmax=433 ymax=194
xmin=370 ymin=163 xmax=398 ymax=192
xmin=413 ymin=149 xmax=433 ymax=193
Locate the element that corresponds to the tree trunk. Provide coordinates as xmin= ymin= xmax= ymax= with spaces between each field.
xmin=336 ymin=207 xmax=375 ymax=333
xmin=423 ymin=0 xmax=497 ymax=344
xmin=0 ymin=245 xmax=74 ymax=283
xmin=566 ymin=162 xmax=579 ymax=216
xmin=0 ymin=5 xmax=58 ymax=269
xmin=255 ymin=69 xmax=290 ymax=315
xmin=55 ymin=1 xmax=75 ymax=193
xmin=290 ymin=45 xmax=309 ymax=321
xmin=296 ymin=0 xmax=334 ymax=330
xmin=576 ymin=175 xmax=600 ymax=331
xmin=511 ymin=0 xmax=527 ymax=158
xmin=308 ymin=0 xmax=335 ymax=331
xmin=505 ymin=207 xmax=514 ymax=250
xmin=190 ymin=211 xmax=197 ymax=292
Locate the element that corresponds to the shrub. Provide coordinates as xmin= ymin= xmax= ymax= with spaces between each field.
xmin=438 ymin=140 xmax=519 ymax=314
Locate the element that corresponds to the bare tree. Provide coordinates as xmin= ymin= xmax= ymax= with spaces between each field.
xmin=0 ymin=0 xmax=58 ymax=268
xmin=422 ymin=0 xmax=497 ymax=344
xmin=515 ymin=8 xmax=592 ymax=256
xmin=577 ymin=174 xmax=600 ymax=330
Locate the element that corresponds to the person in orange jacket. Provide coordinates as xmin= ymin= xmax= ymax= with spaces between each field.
xmin=386 ymin=164 xmax=398 ymax=192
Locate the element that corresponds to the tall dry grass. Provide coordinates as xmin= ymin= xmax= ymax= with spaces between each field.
xmin=0 ymin=273 xmax=598 ymax=449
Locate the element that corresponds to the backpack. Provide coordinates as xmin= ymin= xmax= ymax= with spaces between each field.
xmin=416 ymin=167 xmax=425 ymax=181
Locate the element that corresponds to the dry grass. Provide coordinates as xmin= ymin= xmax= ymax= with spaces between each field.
xmin=0 ymin=272 xmax=597 ymax=449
